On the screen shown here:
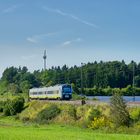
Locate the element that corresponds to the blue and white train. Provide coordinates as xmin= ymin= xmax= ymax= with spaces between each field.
xmin=29 ymin=84 xmax=72 ymax=100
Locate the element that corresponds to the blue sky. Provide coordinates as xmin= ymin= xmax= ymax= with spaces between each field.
xmin=0 ymin=0 xmax=140 ymax=77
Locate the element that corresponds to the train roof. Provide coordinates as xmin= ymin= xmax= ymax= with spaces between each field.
xmin=29 ymin=84 xmax=71 ymax=92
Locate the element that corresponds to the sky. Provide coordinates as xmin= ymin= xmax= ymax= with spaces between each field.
xmin=0 ymin=0 xmax=140 ymax=77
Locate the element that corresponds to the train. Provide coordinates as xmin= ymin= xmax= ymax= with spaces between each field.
xmin=29 ymin=84 xmax=72 ymax=100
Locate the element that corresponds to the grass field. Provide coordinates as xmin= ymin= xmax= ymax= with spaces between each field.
xmin=0 ymin=125 xmax=140 ymax=140
xmin=0 ymin=116 xmax=140 ymax=140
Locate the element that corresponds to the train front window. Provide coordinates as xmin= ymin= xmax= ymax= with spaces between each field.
xmin=62 ymin=85 xmax=72 ymax=93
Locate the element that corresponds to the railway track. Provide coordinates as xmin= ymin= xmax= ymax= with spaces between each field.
xmin=33 ymin=99 xmax=107 ymax=106
xmin=35 ymin=99 xmax=140 ymax=107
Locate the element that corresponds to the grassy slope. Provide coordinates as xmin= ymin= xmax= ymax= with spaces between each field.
xmin=0 ymin=117 xmax=139 ymax=140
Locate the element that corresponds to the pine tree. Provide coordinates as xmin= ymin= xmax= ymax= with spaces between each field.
xmin=110 ymin=93 xmax=130 ymax=127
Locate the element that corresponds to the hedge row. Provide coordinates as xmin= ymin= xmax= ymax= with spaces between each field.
xmin=81 ymin=85 xmax=140 ymax=96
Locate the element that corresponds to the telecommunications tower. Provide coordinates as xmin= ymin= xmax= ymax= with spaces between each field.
xmin=43 ymin=50 xmax=47 ymax=70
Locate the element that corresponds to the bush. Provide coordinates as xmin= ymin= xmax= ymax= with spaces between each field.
xmin=76 ymin=105 xmax=90 ymax=121
xmin=110 ymin=93 xmax=130 ymax=127
xmin=88 ymin=116 xmax=111 ymax=129
xmin=129 ymin=107 xmax=140 ymax=122
xmin=0 ymin=101 xmax=6 ymax=112
xmin=54 ymin=104 xmax=77 ymax=125
xmin=19 ymin=101 xmax=45 ymax=122
xmin=35 ymin=104 xmax=61 ymax=124
xmin=72 ymin=93 xmax=83 ymax=100
xmin=85 ymin=107 xmax=101 ymax=122
xmin=3 ymin=96 xmax=25 ymax=116
xmin=76 ymin=106 xmax=102 ymax=127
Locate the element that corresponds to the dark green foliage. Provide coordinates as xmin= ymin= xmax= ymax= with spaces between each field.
xmin=72 ymin=93 xmax=83 ymax=100
xmin=110 ymin=93 xmax=130 ymax=127
xmin=0 ymin=66 xmax=41 ymax=95
xmin=8 ymin=83 xmax=20 ymax=94
xmin=3 ymin=96 xmax=25 ymax=116
xmin=88 ymin=108 xmax=101 ymax=121
xmin=71 ymin=83 xmax=80 ymax=94
xmin=129 ymin=107 xmax=140 ymax=123
xmin=36 ymin=104 xmax=61 ymax=123
xmin=0 ymin=101 xmax=6 ymax=112
xmin=2 ymin=67 xmax=18 ymax=83
xmin=0 ymin=60 xmax=140 ymax=96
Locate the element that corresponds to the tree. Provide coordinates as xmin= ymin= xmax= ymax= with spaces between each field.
xmin=135 ymin=75 xmax=140 ymax=87
xmin=2 ymin=67 xmax=18 ymax=83
xmin=20 ymin=80 xmax=31 ymax=93
xmin=8 ymin=83 xmax=20 ymax=94
xmin=110 ymin=93 xmax=130 ymax=127
xmin=21 ymin=66 xmax=28 ymax=73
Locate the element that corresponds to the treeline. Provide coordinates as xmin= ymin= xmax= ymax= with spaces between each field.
xmin=81 ymin=85 xmax=140 ymax=96
xmin=0 ymin=60 xmax=140 ymax=95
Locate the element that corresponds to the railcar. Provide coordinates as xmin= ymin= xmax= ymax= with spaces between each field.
xmin=29 ymin=84 xmax=72 ymax=100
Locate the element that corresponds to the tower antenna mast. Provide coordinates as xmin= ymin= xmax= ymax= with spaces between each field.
xmin=43 ymin=50 xmax=47 ymax=70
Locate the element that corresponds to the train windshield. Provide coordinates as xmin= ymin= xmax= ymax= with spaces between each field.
xmin=62 ymin=85 xmax=72 ymax=93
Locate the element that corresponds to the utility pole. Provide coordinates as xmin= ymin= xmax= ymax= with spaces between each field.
xmin=43 ymin=50 xmax=47 ymax=71
xmin=133 ymin=61 xmax=135 ymax=102
xmin=81 ymin=63 xmax=83 ymax=95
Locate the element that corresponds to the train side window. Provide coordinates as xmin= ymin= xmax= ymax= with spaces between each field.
xmin=48 ymin=91 xmax=53 ymax=94
xmin=54 ymin=90 xmax=59 ymax=94
xmin=47 ymin=90 xmax=59 ymax=94
xmin=38 ymin=92 xmax=43 ymax=95
xmin=32 ymin=92 xmax=37 ymax=95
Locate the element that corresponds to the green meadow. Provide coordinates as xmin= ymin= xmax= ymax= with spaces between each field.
xmin=0 ymin=116 xmax=139 ymax=140
xmin=0 ymin=124 xmax=140 ymax=140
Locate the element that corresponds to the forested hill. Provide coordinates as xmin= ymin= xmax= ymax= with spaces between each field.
xmin=0 ymin=60 xmax=140 ymax=95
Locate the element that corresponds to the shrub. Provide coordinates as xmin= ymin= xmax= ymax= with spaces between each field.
xmin=72 ymin=93 xmax=83 ymax=100
xmin=19 ymin=101 xmax=46 ymax=122
xmin=35 ymin=104 xmax=60 ymax=124
xmin=88 ymin=116 xmax=111 ymax=129
xmin=0 ymin=101 xmax=6 ymax=112
xmin=66 ymin=105 xmax=77 ymax=119
xmin=110 ymin=93 xmax=130 ymax=127
xmin=3 ymin=96 xmax=25 ymax=116
xmin=129 ymin=107 xmax=140 ymax=122
xmin=54 ymin=104 xmax=77 ymax=125
xmin=76 ymin=105 xmax=90 ymax=121
xmin=85 ymin=107 xmax=101 ymax=122
xmin=76 ymin=106 xmax=102 ymax=127
xmin=133 ymin=121 xmax=140 ymax=131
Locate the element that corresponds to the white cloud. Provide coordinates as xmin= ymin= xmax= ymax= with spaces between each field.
xmin=26 ymin=32 xmax=57 ymax=43
xmin=76 ymin=38 xmax=82 ymax=42
xmin=2 ymin=4 xmax=20 ymax=14
xmin=62 ymin=38 xmax=83 ymax=47
xmin=27 ymin=37 xmax=38 ymax=43
xmin=62 ymin=41 xmax=71 ymax=46
xmin=43 ymin=6 xmax=98 ymax=28
xmin=21 ymin=55 xmax=38 ymax=60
